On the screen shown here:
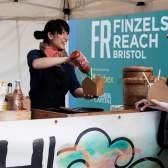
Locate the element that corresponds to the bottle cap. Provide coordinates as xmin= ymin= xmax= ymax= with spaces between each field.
xmin=8 ymin=83 xmax=12 ymax=87
xmin=70 ymin=50 xmax=80 ymax=60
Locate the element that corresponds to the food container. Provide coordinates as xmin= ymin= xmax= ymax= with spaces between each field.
xmin=82 ymin=76 xmax=104 ymax=97
xmin=123 ymin=66 xmax=153 ymax=79
xmin=123 ymin=78 xmax=148 ymax=109
xmin=123 ymin=66 xmax=153 ymax=109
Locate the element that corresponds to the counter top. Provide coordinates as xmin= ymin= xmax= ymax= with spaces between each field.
xmin=0 ymin=107 xmax=150 ymax=121
xmin=0 ymin=110 xmax=31 ymax=121
xmin=31 ymin=107 xmax=141 ymax=119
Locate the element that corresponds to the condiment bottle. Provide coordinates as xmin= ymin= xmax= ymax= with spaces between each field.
xmin=13 ymin=80 xmax=23 ymax=110
xmin=70 ymin=50 xmax=91 ymax=77
xmin=5 ymin=82 xmax=14 ymax=110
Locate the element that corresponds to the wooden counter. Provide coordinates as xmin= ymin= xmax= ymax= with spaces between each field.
xmin=0 ymin=110 xmax=31 ymax=121
xmin=31 ymin=107 xmax=138 ymax=119
xmin=0 ymin=107 xmax=142 ymax=121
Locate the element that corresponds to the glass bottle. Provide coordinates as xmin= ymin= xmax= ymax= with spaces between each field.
xmin=13 ymin=80 xmax=23 ymax=110
xmin=5 ymin=82 xmax=14 ymax=110
xmin=7 ymin=83 xmax=13 ymax=94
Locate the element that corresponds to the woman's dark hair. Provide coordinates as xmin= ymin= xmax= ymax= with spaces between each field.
xmin=34 ymin=19 xmax=69 ymax=43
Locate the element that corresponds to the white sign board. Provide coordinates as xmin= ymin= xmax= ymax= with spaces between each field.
xmin=0 ymin=111 xmax=165 ymax=168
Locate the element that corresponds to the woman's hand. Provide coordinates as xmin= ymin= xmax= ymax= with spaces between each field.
xmin=69 ymin=51 xmax=89 ymax=68
xmin=135 ymin=99 xmax=168 ymax=112
xmin=83 ymin=94 xmax=98 ymax=99
xmin=74 ymin=88 xmax=98 ymax=99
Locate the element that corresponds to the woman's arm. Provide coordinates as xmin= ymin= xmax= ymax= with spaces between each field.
xmin=32 ymin=56 xmax=70 ymax=69
xmin=135 ymin=99 xmax=168 ymax=112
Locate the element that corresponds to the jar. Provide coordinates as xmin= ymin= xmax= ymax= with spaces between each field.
xmin=70 ymin=50 xmax=91 ymax=74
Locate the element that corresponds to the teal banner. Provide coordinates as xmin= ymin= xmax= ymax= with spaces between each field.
xmin=69 ymin=10 xmax=168 ymax=111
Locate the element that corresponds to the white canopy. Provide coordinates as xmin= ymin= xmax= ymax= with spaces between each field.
xmin=0 ymin=0 xmax=167 ymax=95
xmin=0 ymin=0 xmax=167 ymax=20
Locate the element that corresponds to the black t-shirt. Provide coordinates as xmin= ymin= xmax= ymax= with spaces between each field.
xmin=27 ymin=49 xmax=81 ymax=109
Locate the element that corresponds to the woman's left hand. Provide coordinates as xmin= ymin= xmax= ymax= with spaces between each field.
xmin=74 ymin=88 xmax=98 ymax=99
xmin=84 ymin=94 xmax=98 ymax=99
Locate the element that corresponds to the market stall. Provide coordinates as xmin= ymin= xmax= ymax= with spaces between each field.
xmin=0 ymin=1 xmax=168 ymax=168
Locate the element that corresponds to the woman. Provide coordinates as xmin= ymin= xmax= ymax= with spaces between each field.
xmin=27 ymin=19 xmax=90 ymax=110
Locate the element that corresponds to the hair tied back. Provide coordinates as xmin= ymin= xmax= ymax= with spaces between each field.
xmin=34 ymin=30 xmax=44 ymax=40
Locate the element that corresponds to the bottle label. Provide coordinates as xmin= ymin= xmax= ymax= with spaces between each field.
xmin=14 ymin=98 xmax=23 ymax=110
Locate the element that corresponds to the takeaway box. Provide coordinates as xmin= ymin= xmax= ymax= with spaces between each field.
xmin=82 ymin=76 xmax=104 ymax=97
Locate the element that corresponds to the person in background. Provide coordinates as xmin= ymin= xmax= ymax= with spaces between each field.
xmin=135 ymin=99 xmax=168 ymax=112
xmin=135 ymin=98 xmax=168 ymax=149
xmin=27 ymin=19 xmax=92 ymax=110
xmin=135 ymin=34 xmax=168 ymax=150
xmin=135 ymin=33 xmax=168 ymax=112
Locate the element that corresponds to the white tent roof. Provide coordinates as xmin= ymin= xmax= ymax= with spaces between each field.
xmin=0 ymin=0 xmax=167 ymax=20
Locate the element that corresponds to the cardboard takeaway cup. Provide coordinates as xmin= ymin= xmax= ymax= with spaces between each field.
xmin=82 ymin=76 xmax=104 ymax=97
xmin=147 ymin=77 xmax=168 ymax=102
